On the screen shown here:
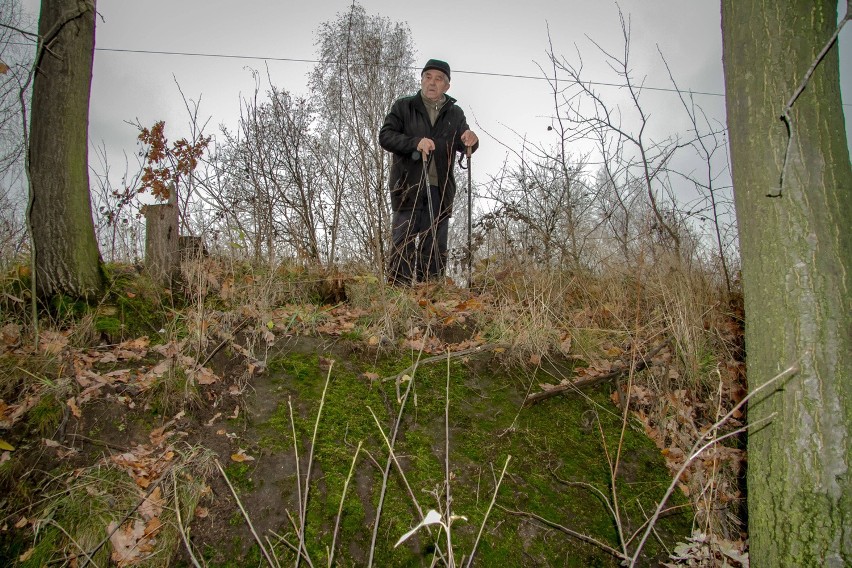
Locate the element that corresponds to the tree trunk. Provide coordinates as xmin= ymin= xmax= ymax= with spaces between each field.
xmin=721 ymin=1 xmax=851 ymax=566
xmin=143 ymin=201 xmax=179 ymax=285
xmin=29 ymin=0 xmax=102 ymax=298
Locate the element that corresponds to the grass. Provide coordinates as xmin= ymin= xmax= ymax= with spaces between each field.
xmin=3 ymin=445 xmax=215 ymax=568
xmin=0 ymin=256 xmax=742 ymax=565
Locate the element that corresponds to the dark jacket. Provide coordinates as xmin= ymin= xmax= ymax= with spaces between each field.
xmin=379 ymin=91 xmax=478 ymax=213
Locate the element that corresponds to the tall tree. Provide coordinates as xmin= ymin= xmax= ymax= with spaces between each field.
xmin=721 ymin=1 xmax=851 ymax=565
xmin=309 ymin=2 xmax=417 ymax=268
xmin=28 ymin=0 xmax=102 ymax=297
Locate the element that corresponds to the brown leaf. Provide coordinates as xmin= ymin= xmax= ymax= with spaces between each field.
xmin=1 ymin=323 xmax=21 ymax=346
xmin=604 ymin=346 xmax=623 ymax=357
xmin=529 ymin=353 xmax=542 ymax=366
xmin=109 ymin=519 xmax=146 ymax=565
xmin=230 ymin=449 xmax=254 ymax=462
xmin=18 ymin=548 xmax=34 ymax=562
xmin=194 ymin=506 xmax=209 ymax=518
xmin=0 ymin=61 xmax=9 ymax=75
xmin=39 ymin=330 xmax=68 ymax=355
xmin=151 ymin=359 xmax=172 ymax=376
xmin=190 ymin=365 xmax=219 ymax=385
xmin=143 ymin=516 xmax=162 ymax=539
xmin=66 ymin=397 xmax=82 ymax=419
xmin=139 ymin=486 xmax=164 ymax=520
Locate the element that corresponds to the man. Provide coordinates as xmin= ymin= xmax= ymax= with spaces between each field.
xmin=379 ymin=58 xmax=479 ymax=285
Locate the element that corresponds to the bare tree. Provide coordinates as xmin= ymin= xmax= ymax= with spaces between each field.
xmin=544 ymin=15 xmax=692 ymax=258
xmin=218 ymin=73 xmax=323 ymax=264
xmin=0 ymin=0 xmax=34 ymax=266
xmin=308 ymin=2 xmax=417 ymax=269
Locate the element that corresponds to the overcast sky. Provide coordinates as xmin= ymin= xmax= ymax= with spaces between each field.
xmin=16 ymin=0 xmax=852 ymax=194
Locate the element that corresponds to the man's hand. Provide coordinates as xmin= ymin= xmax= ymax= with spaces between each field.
xmin=417 ymin=137 xmax=435 ymax=159
xmin=461 ymin=130 xmax=478 ymax=148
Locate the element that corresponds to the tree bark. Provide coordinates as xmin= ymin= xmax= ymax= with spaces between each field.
xmin=143 ymin=202 xmax=179 ymax=285
xmin=721 ymin=1 xmax=851 ymax=566
xmin=29 ymin=0 xmax=102 ymax=298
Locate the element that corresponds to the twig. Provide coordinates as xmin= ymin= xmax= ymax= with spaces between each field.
xmin=215 ymin=459 xmax=276 ymax=567
xmin=172 ymin=470 xmax=203 ymax=568
xmin=201 ymin=317 xmax=250 ymax=367
xmin=466 ymin=455 xmax=511 ymax=568
xmin=296 ymin=361 xmax=333 ymax=568
xmin=0 ymin=22 xmax=39 ymax=39
xmin=774 ymin=8 xmax=850 ymax=197
xmin=368 ymin=339 xmax=424 ymax=567
xmin=46 ymin=519 xmax=100 ymax=568
xmin=287 ymin=397 xmax=304 ymax=563
xmin=329 ymin=441 xmax=361 ymax=568
xmin=497 ymin=505 xmax=626 ymax=561
xmin=382 ymin=344 xmax=497 ymax=384
xmin=443 ymin=350 xmax=455 ymax=567
xmin=269 ymin=530 xmax=306 ymax=559
xmin=67 ymin=433 xmax=129 ymax=453
xmin=80 ymin=474 xmax=168 ymax=567
xmin=524 ymin=339 xmax=670 ymax=406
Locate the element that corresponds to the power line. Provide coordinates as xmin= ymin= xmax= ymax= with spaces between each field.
xmin=95 ymin=46 xmax=727 ymax=98
xmin=94 ymin=46 xmax=852 ymax=107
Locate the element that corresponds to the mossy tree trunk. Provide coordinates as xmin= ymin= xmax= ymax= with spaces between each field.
xmin=721 ymin=1 xmax=851 ymax=566
xmin=29 ymin=0 xmax=103 ymax=298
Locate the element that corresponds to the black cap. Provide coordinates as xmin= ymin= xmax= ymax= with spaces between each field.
xmin=422 ymin=59 xmax=450 ymax=81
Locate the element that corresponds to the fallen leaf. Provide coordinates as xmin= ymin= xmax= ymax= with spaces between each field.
xmin=151 ymin=359 xmax=172 ymax=376
xmin=143 ymin=516 xmax=162 ymax=538
xmin=206 ymin=412 xmax=222 ymax=426
xmin=362 ymin=372 xmax=380 ymax=382
xmin=0 ymin=439 xmax=14 ymax=451
xmin=1 ymin=323 xmax=21 ymax=346
xmin=39 ymin=330 xmax=68 ymax=355
xmin=231 ymin=449 xmax=255 ymax=462
xmin=191 ymin=365 xmax=219 ymax=385
xmin=529 ymin=353 xmax=542 ymax=366
xmin=194 ymin=506 xmax=209 ymax=518
xmin=15 ymin=517 xmax=27 ymax=528
xmin=99 ymin=352 xmax=119 ymax=364
xmin=0 ymin=61 xmax=10 ymax=76
xmin=66 ymin=397 xmax=82 ymax=419
xmin=139 ymin=486 xmax=164 ymax=520
xmin=367 ymin=335 xmax=380 ymax=346
xmin=230 ymin=405 xmax=240 ymax=419
xmin=18 ymin=548 xmax=34 ymax=562
xmin=109 ymin=519 xmax=146 ymax=564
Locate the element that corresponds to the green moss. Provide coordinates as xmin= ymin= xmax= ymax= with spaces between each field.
xmin=246 ymin=347 xmax=690 ymax=566
xmin=224 ymin=462 xmax=255 ymax=494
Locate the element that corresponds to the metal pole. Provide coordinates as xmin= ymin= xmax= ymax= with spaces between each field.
xmin=422 ymin=152 xmax=437 ymax=279
xmin=466 ymin=146 xmax=472 ymax=288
